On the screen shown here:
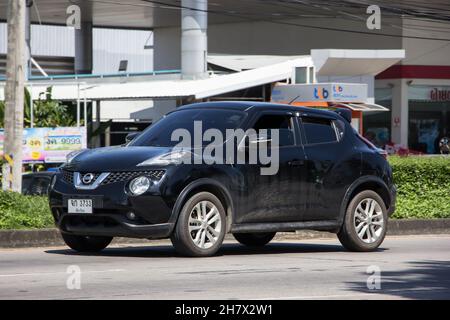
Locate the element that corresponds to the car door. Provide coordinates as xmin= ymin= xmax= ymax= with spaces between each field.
xmin=237 ymin=110 xmax=308 ymax=223
xmin=299 ymin=114 xmax=354 ymax=221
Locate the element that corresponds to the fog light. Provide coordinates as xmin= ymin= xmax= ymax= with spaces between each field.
xmin=129 ymin=176 xmax=150 ymax=196
xmin=126 ymin=212 xmax=136 ymax=220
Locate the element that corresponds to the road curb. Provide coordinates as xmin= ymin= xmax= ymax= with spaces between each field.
xmin=1 ymin=218 xmax=450 ymax=248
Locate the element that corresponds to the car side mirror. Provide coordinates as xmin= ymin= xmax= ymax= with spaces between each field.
xmin=125 ymin=132 xmax=140 ymax=143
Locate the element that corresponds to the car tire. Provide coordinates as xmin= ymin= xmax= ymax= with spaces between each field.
xmin=171 ymin=192 xmax=227 ymax=257
xmin=61 ymin=233 xmax=112 ymax=252
xmin=233 ymin=232 xmax=276 ymax=247
xmin=338 ymin=190 xmax=388 ymax=252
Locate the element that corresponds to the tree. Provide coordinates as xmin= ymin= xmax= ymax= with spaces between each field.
xmin=0 ymin=87 xmax=78 ymax=128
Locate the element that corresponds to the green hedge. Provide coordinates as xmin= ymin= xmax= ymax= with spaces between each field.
xmin=0 ymin=156 xmax=449 ymax=230
xmin=0 ymin=191 xmax=53 ymax=229
xmin=389 ymin=156 xmax=450 ymax=219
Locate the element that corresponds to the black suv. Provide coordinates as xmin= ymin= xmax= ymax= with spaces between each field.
xmin=49 ymin=102 xmax=396 ymax=256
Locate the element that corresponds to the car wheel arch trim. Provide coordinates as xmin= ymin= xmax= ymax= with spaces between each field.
xmin=338 ymin=175 xmax=391 ymax=228
xmin=169 ymin=178 xmax=234 ymax=232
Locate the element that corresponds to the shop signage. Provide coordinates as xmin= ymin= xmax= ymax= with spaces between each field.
xmin=0 ymin=127 xmax=87 ymax=163
xmin=430 ymin=88 xmax=450 ymax=102
xmin=409 ymin=86 xmax=450 ymax=101
xmin=271 ymin=83 xmax=368 ymax=103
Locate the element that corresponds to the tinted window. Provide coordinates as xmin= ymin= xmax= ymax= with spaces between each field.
xmin=302 ymin=116 xmax=337 ymax=144
xmin=253 ymin=114 xmax=295 ymax=146
xmin=130 ymin=109 xmax=246 ymax=147
xmin=334 ymin=119 xmax=346 ymax=141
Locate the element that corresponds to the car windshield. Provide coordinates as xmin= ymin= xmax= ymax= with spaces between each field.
xmin=129 ymin=108 xmax=246 ymax=147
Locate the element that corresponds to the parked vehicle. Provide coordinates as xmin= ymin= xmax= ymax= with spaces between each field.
xmin=49 ymin=102 xmax=396 ymax=256
xmin=22 ymin=172 xmax=55 ymax=196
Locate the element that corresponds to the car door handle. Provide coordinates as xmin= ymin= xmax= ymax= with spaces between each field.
xmin=288 ymin=159 xmax=304 ymax=166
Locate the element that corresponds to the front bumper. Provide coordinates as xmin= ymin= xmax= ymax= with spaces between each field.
xmin=49 ymin=170 xmax=176 ymax=239
xmin=58 ymin=213 xmax=174 ymax=239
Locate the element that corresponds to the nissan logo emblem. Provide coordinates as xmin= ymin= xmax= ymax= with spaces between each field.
xmin=82 ymin=173 xmax=95 ymax=184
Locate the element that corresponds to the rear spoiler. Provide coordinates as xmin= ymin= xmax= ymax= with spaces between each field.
xmin=334 ymin=108 xmax=352 ymax=123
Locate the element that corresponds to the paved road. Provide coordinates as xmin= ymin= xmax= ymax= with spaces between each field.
xmin=0 ymin=235 xmax=449 ymax=300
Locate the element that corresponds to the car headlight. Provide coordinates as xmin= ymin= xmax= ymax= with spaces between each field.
xmin=66 ymin=149 xmax=86 ymax=164
xmin=137 ymin=150 xmax=192 ymax=167
xmin=129 ymin=176 xmax=151 ymax=196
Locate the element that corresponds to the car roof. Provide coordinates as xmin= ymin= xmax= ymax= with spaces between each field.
xmin=177 ymin=101 xmax=339 ymax=118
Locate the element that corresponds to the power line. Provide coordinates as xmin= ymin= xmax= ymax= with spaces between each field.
xmin=259 ymin=0 xmax=450 ymax=34
xmin=139 ymin=0 xmax=450 ymax=41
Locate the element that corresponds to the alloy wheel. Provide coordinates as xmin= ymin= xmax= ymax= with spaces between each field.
xmin=188 ymin=200 xmax=222 ymax=249
xmin=353 ymin=198 xmax=385 ymax=244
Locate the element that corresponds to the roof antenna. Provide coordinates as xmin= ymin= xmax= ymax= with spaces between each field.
xmin=288 ymin=95 xmax=300 ymax=105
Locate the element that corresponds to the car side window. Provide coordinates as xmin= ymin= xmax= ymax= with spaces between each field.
xmin=301 ymin=116 xmax=338 ymax=144
xmin=252 ymin=114 xmax=295 ymax=147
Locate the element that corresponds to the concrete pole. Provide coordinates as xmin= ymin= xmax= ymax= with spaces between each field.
xmin=2 ymin=0 xmax=26 ymax=192
xmin=181 ymin=0 xmax=207 ymax=79
xmin=391 ymin=79 xmax=409 ymax=147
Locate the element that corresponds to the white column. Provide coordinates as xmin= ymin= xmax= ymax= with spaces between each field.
xmin=181 ymin=0 xmax=207 ymax=79
xmin=391 ymin=79 xmax=409 ymax=146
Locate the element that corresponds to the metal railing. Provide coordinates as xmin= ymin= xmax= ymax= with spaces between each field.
xmin=0 ymin=69 xmax=181 ymax=81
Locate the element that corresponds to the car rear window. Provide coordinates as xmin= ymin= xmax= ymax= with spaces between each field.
xmin=302 ymin=116 xmax=338 ymax=144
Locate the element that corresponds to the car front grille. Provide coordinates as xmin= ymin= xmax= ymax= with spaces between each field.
xmin=101 ymin=170 xmax=165 ymax=185
xmin=61 ymin=169 xmax=165 ymax=186
xmin=62 ymin=170 xmax=74 ymax=185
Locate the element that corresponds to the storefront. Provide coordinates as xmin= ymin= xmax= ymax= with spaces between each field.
xmin=365 ymin=84 xmax=450 ymax=154
xmin=408 ymin=86 xmax=450 ymax=154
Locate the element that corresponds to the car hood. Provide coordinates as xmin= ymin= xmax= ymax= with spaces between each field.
xmin=63 ymin=146 xmax=173 ymax=172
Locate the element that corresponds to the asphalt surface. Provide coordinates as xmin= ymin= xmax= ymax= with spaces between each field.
xmin=0 ymin=235 xmax=449 ymax=300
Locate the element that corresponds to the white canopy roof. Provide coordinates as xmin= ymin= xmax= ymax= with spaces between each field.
xmin=0 ymin=56 xmax=312 ymax=101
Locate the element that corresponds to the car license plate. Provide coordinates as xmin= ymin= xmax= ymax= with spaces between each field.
xmin=68 ymin=199 xmax=93 ymax=214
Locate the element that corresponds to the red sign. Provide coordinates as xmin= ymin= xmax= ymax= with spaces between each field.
xmin=430 ymin=88 xmax=450 ymax=101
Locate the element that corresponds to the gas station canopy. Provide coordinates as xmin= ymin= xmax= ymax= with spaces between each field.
xmin=312 ymin=49 xmax=406 ymax=77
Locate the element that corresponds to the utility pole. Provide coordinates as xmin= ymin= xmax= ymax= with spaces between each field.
xmin=1 ymin=0 xmax=26 ymax=192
